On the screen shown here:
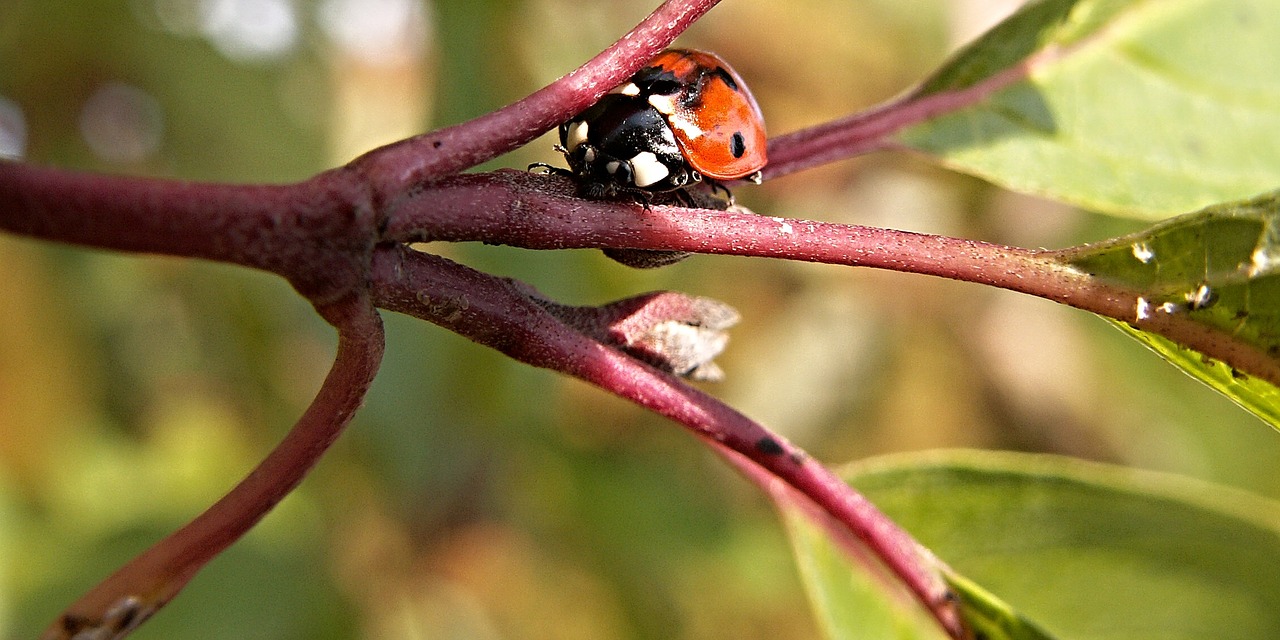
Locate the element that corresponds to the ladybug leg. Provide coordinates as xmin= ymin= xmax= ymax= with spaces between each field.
xmin=528 ymin=144 xmax=577 ymax=177
xmin=706 ymin=180 xmax=736 ymax=207
xmin=528 ymin=162 xmax=575 ymax=178
xmin=634 ymin=189 xmax=656 ymax=211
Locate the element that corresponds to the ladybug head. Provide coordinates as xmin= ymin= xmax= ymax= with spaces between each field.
xmin=558 ymin=94 xmax=698 ymax=196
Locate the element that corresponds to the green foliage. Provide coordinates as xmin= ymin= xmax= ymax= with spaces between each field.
xmin=899 ymin=0 xmax=1280 ymax=218
xmin=785 ymin=1 xmax=1280 ymax=636
xmin=785 ymin=451 xmax=1280 ymax=640
xmin=5 ymin=0 xmax=1280 ymax=638
xmin=1057 ymin=191 xmax=1280 ymax=427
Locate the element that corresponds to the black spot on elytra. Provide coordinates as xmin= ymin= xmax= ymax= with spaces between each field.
xmin=729 ymin=132 xmax=746 ymax=158
xmin=712 ymin=66 xmax=738 ymax=92
xmin=634 ymin=67 xmax=682 ymax=95
xmin=756 ymin=437 xmax=785 ymax=456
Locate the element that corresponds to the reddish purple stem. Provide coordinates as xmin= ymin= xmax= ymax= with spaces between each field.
xmin=42 ymin=296 xmax=385 ymax=639
xmin=0 ymin=1 xmax=1182 ymax=638
xmin=0 ymin=162 xmax=375 ymax=301
xmin=763 ymin=37 xmax=1051 ymax=179
xmin=347 ymin=0 xmax=724 ymax=197
xmin=371 ymin=245 xmax=966 ymax=636
xmin=388 ymin=170 xmax=1280 ymax=387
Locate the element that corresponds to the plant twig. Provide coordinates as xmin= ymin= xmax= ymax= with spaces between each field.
xmin=42 ymin=295 xmax=385 ymax=640
xmin=0 ymin=161 xmax=376 ymax=302
xmin=7 ymin=2 xmax=748 ymax=636
xmin=6 ymin=1 xmax=1236 ymax=637
xmin=370 ymin=245 xmax=968 ymax=637
xmin=763 ymin=39 xmax=1058 ymax=179
xmin=389 ymin=169 xmax=1280 ymax=387
xmin=347 ymin=0 xmax=725 ymax=198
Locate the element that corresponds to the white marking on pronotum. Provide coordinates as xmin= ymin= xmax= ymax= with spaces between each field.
xmin=667 ymin=116 xmax=704 ymax=139
xmin=629 ymin=151 xmax=669 ymax=187
xmin=609 ymin=82 xmax=640 ymax=96
xmin=647 ymin=94 xmax=677 ymax=115
xmin=1136 ymin=297 xmax=1152 ymax=320
xmin=565 ymin=121 xmax=589 ymax=152
xmin=771 ymin=217 xmax=793 ymax=234
xmin=605 ymin=160 xmax=621 ymax=175
xmin=1131 ymin=242 xmax=1155 ymax=263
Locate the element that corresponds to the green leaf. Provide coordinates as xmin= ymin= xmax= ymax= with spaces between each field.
xmin=783 ymin=503 xmax=949 ymax=640
xmin=943 ymin=572 xmax=1055 ymax=640
xmin=1053 ymin=190 xmax=1280 ymax=428
xmin=785 ymin=450 xmax=1280 ymax=640
xmin=897 ymin=0 xmax=1280 ymax=218
xmin=1109 ymin=323 xmax=1280 ymax=427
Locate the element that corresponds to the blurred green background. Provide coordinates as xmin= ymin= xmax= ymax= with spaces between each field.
xmin=1 ymin=0 xmax=1278 ymax=638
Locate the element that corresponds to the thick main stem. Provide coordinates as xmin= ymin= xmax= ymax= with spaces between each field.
xmin=388 ymin=171 xmax=1280 ymax=387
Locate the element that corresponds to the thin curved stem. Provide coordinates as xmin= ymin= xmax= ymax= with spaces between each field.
xmin=42 ymin=296 xmax=385 ymax=640
xmin=761 ymin=45 xmax=1052 ymax=180
xmin=348 ymin=0 xmax=724 ymax=198
xmin=370 ymin=245 xmax=968 ymax=638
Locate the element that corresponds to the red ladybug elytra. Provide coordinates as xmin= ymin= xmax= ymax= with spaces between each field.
xmin=551 ymin=48 xmax=768 ymax=198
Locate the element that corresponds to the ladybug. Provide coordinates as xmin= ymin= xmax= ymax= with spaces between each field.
xmin=549 ymin=48 xmax=768 ymax=199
